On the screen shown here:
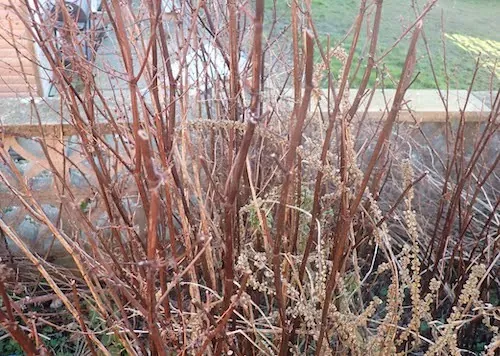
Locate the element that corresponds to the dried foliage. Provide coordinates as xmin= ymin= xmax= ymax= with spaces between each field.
xmin=0 ymin=0 xmax=498 ymax=355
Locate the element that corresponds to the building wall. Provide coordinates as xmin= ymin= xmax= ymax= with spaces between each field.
xmin=0 ymin=0 xmax=40 ymax=97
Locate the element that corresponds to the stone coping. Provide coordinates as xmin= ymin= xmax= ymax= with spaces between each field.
xmin=0 ymin=97 xmax=112 ymax=136
xmin=0 ymin=89 xmax=495 ymax=136
xmin=313 ymin=89 xmax=493 ymax=122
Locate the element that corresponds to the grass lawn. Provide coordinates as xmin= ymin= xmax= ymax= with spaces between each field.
xmin=264 ymin=0 xmax=500 ymax=90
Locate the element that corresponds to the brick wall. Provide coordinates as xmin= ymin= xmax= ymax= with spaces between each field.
xmin=0 ymin=0 xmax=40 ymax=97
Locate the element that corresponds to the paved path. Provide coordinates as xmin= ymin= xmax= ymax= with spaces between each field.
xmin=84 ymin=7 xmax=496 ymax=123
xmin=45 ymin=16 xmax=496 ymax=124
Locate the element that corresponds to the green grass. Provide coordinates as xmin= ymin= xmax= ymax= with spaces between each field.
xmin=265 ymin=0 xmax=500 ymax=90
